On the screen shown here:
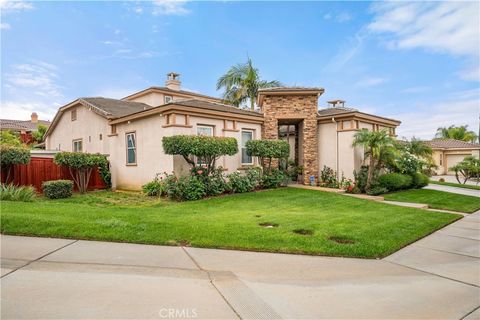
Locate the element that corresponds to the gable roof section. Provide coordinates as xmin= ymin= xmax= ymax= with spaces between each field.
xmin=0 ymin=119 xmax=51 ymax=131
xmin=109 ymin=99 xmax=263 ymax=125
xmin=317 ymin=107 xmax=358 ymax=116
xmin=122 ymin=86 xmax=223 ymax=103
xmin=45 ymin=97 xmax=152 ymax=137
xmin=317 ymin=107 xmax=401 ymax=126
xmin=424 ymin=138 xmax=480 ymax=150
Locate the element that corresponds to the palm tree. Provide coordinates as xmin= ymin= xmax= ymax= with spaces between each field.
xmin=435 ymin=125 xmax=478 ymax=143
xmin=407 ymin=137 xmax=433 ymax=158
xmin=353 ymin=129 xmax=395 ymax=190
xmin=216 ymin=58 xmax=282 ymax=110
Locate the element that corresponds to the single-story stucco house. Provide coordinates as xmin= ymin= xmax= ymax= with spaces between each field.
xmin=1 ymin=112 xmax=51 ymax=144
xmin=45 ymin=73 xmax=401 ymax=190
xmin=425 ymin=139 xmax=480 ymax=175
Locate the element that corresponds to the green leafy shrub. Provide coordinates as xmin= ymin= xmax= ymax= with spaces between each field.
xmin=54 ymin=152 xmax=108 ymax=193
xmin=227 ymin=168 xmax=260 ymax=193
xmin=0 ymin=184 xmax=35 ymax=202
xmin=203 ymin=168 xmax=228 ymax=196
xmin=354 ymin=166 xmax=380 ymax=193
xmin=320 ymin=166 xmax=339 ymax=188
xmin=439 ymin=178 xmax=445 ymax=182
xmin=246 ymin=139 xmax=289 ymax=172
xmin=163 ymin=135 xmax=238 ymax=175
xmin=260 ymin=168 xmax=286 ymax=189
xmin=166 ymin=175 xmax=206 ymax=201
xmin=411 ymin=172 xmax=429 ymax=189
xmin=0 ymin=145 xmax=30 ymax=184
xmin=378 ymin=173 xmax=412 ymax=191
xmin=396 ymin=152 xmax=422 ymax=175
xmin=142 ymin=174 xmax=164 ymax=196
xmin=367 ymin=186 xmax=389 ymax=196
xmin=42 ymin=180 xmax=73 ymax=199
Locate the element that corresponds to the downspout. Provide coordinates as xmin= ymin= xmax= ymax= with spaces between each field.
xmin=332 ymin=117 xmax=339 ymax=179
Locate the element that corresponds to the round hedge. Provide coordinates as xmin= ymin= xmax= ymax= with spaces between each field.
xmin=246 ymin=139 xmax=290 ymax=159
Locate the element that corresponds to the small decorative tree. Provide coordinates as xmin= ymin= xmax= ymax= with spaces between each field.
xmin=0 ymin=145 xmax=30 ymax=184
xmin=54 ymin=152 xmax=108 ymax=193
xmin=163 ymin=135 xmax=238 ymax=175
xmin=246 ymin=139 xmax=290 ymax=173
xmin=450 ymin=156 xmax=480 ymax=184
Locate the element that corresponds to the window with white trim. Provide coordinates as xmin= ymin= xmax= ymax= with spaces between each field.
xmin=72 ymin=139 xmax=83 ymax=152
xmin=241 ymin=130 xmax=253 ymax=165
xmin=197 ymin=125 xmax=213 ymax=136
xmin=126 ymin=132 xmax=136 ymax=165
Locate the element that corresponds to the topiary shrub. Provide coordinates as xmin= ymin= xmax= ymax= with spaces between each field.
xmin=246 ymin=139 xmax=289 ymax=172
xmin=378 ymin=173 xmax=412 ymax=191
xmin=42 ymin=180 xmax=73 ymax=199
xmin=54 ymin=152 xmax=108 ymax=193
xmin=163 ymin=135 xmax=238 ymax=175
xmin=0 ymin=145 xmax=30 ymax=184
xmin=411 ymin=172 xmax=429 ymax=189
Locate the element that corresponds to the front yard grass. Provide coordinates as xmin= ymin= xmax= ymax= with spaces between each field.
xmin=430 ymin=181 xmax=480 ymax=191
xmin=1 ymin=188 xmax=460 ymax=258
xmin=384 ymin=189 xmax=480 ymax=213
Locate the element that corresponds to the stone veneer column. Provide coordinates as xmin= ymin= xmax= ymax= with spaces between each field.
xmin=261 ymin=94 xmax=319 ymax=185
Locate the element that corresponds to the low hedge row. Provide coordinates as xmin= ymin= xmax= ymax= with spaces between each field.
xmin=378 ymin=172 xmax=429 ymax=192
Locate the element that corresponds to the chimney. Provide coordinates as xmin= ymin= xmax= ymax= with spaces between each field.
xmin=31 ymin=112 xmax=38 ymax=123
xmin=165 ymin=72 xmax=181 ymax=91
xmin=327 ymin=99 xmax=346 ymax=108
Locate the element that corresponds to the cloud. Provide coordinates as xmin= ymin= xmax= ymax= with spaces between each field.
xmin=323 ymin=28 xmax=369 ymax=72
xmin=391 ymin=94 xmax=480 ymax=140
xmin=368 ymin=1 xmax=480 ymax=81
xmin=0 ymin=22 xmax=10 ymax=29
xmin=355 ymin=76 xmax=388 ymax=87
xmin=1 ymin=61 xmax=65 ymax=120
xmin=152 ymin=0 xmax=190 ymax=16
xmin=0 ymin=0 xmax=33 ymax=13
xmin=323 ymin=12 xmax=352 ymax=23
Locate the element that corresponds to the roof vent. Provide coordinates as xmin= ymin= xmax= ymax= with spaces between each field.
xmin=327 ymin=99 xmax=346 ymax=108
xmin=165 ymin=72 xmax=181 ymax=91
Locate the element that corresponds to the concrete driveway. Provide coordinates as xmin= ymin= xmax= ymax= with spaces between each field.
xmin=424 ymin=183 xmax=480 ymax=198
xmin=2 ymin=212 xmax=480 ymax=319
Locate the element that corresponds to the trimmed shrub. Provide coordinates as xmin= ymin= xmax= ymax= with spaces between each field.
xmin=260 ymin=168 xmax=286 ymax=189
xmin=366 ymin=186 xmax=388 ymax=196
xmin=42 ymin=180 xmax=73 ymax=199
xmin=246 ymin=139 xmax=289 ymax=171
xmin=142 ymin=177 xmax=163 ymax=196
xmin=163 ymin=135 xmax=238 ymax=175
xmin=378 ymin=173 xmax=412 ymax=191
xmin=0 ymin=145 xmax=30 ymax=184
xmin=0 ymin=184 xmax=35 ymax=202
xmin=54 ymin=152 xmax=108 ymax=193
xmin=438 ymin=178 xmax=445 ymax=182
xmin=411 ymin=172 xmax=429 ymax=189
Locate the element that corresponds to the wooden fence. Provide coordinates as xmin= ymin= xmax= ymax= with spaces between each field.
xmin=2 ymin=156 xmax=106 ymax=192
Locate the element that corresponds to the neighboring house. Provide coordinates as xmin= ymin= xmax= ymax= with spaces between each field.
xmin=45 ymin=73 xmax=400 ymax=190
xmin=425 ymin=139 xmax=480 ymax=175
xmin=0 ymin=113 xmax=51 ymax=144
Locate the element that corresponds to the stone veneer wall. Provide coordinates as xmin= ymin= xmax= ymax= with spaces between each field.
xmin=261 ymin=94 xmax=319 ymax=184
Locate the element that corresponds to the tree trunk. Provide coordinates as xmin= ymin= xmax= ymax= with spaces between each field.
xmin=366 ymin=156 xmax=375 ymax=191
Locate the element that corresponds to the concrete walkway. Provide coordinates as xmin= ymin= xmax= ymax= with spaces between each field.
xmin=424 ymin=183 xmax=480 ymax=197
xmin=431 ymin=175 xmax=480 ymax=186
xmin=2 ymin=213 xmax=480 ymax=319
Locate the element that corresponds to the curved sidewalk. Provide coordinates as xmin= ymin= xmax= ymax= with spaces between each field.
xmin=2 ymin=213 xmax=479 ymax=319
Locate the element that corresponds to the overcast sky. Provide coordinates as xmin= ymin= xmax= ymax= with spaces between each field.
xmin=1 ymin=0 xmax=479 ymax=139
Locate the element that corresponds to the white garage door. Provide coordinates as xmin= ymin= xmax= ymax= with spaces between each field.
xmin=446 ymin=154 xmax=470 ymax=174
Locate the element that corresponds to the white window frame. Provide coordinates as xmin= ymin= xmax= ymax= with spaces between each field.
xmin=125 ymin=132 xmax=137 ymax=165
xmin=197 ymin=125 xmax=214 ymax=137
xmin=72 ymin=139 xmax=83 ymax=152
xmin=164 ymin=95 xmax=173 ymax=104
xmin=241 ymin=130 xmax=254 ymax=165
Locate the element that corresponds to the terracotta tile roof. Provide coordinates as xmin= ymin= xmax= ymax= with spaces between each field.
xmin=317 ymin=107 xmax=358 ymax=116
xmin=172 ymin=99 xmax=263 ymax=117
xmin=424 ymin=138 xmax=480 ymax=149
xmin=80 ymin=97 xmax=153 ymax=119
xmin=123 ymin=86 xmax=222 ymax=102
xmin=0 ymin=119 xmax=51 ymax=131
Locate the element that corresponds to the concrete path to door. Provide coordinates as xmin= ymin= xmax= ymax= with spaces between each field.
xmin=2 ymin=213 xmax=480 ymax=319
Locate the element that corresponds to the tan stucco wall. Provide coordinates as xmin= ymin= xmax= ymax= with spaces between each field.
xmin=45 ymin=106 xmax=110 ymax=154
xmin=110 ymin=114 xmax=261 ymax=190
xmin=318 ymin=122 xmax=337 ymax=172
xmin=432 ymin=149 xmax=480 ymax=175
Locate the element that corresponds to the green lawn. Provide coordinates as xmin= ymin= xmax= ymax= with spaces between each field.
xmin=1 ymin=188 xmax=460 ymax=258
xmin=430 ymin=180 xmax=480 ymax=191
xmin=384 ymin=189 xmax=480 ymax=213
